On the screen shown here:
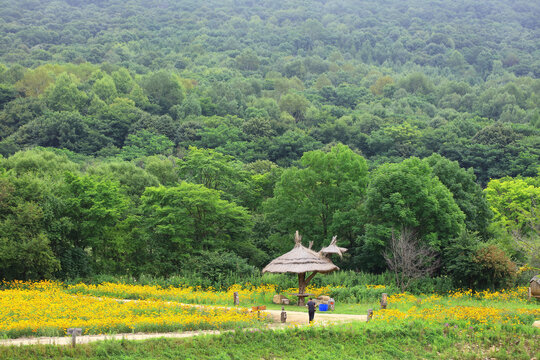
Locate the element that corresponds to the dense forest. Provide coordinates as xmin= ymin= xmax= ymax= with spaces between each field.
xmin=0 ymin=0 xmax=538 ymax=289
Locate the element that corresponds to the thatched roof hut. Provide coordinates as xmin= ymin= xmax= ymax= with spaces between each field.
xmin=262 ymin=232 xmax=338 ymax=274
xmin=319 ymin=235 xmax=348 ymax=259
xmin=262 ymin=231 xmax=339 ymax=305
xmin=531 ymin=276 xmax=540 ymax=299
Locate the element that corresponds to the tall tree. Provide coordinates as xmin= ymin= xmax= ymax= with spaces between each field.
xmin=45 ymin=72 xmax=87 ymax=112
xmin=423 ymin=154 xmax=492 ymax=238
xmin=138 ymin=183 xmax=253 ymax=276
xmin=362 ymin=157 xmax=465 ymax=271
xmin=62 ymin=172 xmax=130 ymax=274
xmin=485 ymin=175 xmax=540 ymax=267
xmin=264 ymin=144 xmax=368 ymax=257
xmin=0 ymin=173 xmax=60 ymax=280
xmin=140 ymin=71 xmax=184 ymax=115
xmin=178 ymin=146 xmax=253 ymax=207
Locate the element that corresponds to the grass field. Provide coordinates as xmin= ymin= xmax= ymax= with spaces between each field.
xmin=0 ymin=321 xmax=538 ymax=360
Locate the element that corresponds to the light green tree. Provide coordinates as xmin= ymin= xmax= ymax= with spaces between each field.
xmin=485 ymin=175 xmax=540 ymax=268
xmin=45 ymin=72 xmax=87 ymax=112
xmin=92 ymin=74 xmax=118 ymax=103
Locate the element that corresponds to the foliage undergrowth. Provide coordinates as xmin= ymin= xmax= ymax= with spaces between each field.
xmin=0 ymin=321 xmax=538 ymax=360
xmin=66 ymin=270 xmax=459 ymax=296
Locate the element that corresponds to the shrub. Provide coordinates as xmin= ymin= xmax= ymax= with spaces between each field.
xmin=474 ymin=245 xmax=517 ymax=288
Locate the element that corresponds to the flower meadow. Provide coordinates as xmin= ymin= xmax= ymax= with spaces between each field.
xmin=0 ymin=281 xmax=261 ymax=339
xmin=0 ymin=281 xmax=538 ymax=340
xmin=374 ymin=287 xmax=539 ymax=328
xmin=65 ymin=281 xmax=333 ymax=306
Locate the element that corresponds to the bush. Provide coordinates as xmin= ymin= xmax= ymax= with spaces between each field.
xmin=474 ymin=244 xmax=517 ymax=288
xmin=406 ymin=276 xmax=454 ymax=294
xmin=328 ymin=285 xmax=393 ymax=303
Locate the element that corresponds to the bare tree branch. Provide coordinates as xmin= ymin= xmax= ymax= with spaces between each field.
xmin=383 ymin=227 xmax=440 ymax=292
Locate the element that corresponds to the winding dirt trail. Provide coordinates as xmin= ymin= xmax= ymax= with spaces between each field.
xmin=265 ymin=308 xmax=367 ymax=324
xmin=2 ymin=298 xmax=536 ymax=347
xmin=0 ymin=309 xmax=367 ymax=347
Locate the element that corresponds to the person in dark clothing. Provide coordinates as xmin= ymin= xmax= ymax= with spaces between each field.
xmin=307 ymin=298 xmax=316 ymax=322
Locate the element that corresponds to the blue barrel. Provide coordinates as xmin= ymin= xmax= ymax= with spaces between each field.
xmin=319 ymin=303 xmax=328 ymax=311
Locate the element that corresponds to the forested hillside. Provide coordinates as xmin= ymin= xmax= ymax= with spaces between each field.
xmin=0 ymin=0 xmax=538 ymax=288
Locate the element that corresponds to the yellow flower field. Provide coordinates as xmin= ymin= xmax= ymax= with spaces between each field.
xmin=66 ymin=282 xmax=333 ymax=305
xmin=1 ymin=281 xmax=538 ymax=339
xmin=375 ymin=305 xmax=540 ymax=325
xmin=376 ymin=286 xmax=539 ymax=326
xmin=0 ymin=281 xmax=261 ymax=339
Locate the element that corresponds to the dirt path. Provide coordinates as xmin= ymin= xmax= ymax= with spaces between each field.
xmin=264 ymin=309 xmax=367 ymax=324
xmin=0 ymin=330 xmax=226 ymax=347
xmin=0 ymin=310 xmax=367 ymax=347
xmin=1 ymin=313 xmax=537 ymax=346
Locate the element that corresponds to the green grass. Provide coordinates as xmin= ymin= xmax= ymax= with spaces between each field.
xmin=0 ymin=321 xmax=538 ymax=359
xmin=259 ymin=301 xmax=379 ymax=314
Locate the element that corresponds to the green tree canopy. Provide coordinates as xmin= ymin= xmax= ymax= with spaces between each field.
xmin=264 ymin=144 xmax=369 ymax=257
xmin=140 ymin=71 xmax=184 ymax=115
xmin=362 ymin=157 xmax=465 ymax=271
xmin=45 ymin=72 xmax=87 ymax=112
xmin=423 ymin=154 xmax=492 ymax=238
xmin=138 ymin=183 xmax=253 ymax=276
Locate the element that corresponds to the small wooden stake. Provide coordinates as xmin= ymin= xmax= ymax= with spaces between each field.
xmin=67 ymin=328 xmax=82 ymax=347
xmin=233 ymin=292 xmax=239 ymax=305
xmin=367 ymin=309 xmax=373 ymax=322
xmin=281 ymin=306 xmax=287 ymax=323
xmin=380 ymin=293 xmax=387 ymax=309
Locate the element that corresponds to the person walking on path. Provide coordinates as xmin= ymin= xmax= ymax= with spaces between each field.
xmin=307 ymin=298 xmax=316 ymax=323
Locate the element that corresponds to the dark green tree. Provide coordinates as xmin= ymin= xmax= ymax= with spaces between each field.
xmin=140 ymin=71 xmax=184 ymax=115
xmin=264 ymin=144 xmax=369 ymax=257
xmin=423 ymin=154 xmax=492 ymax=238
xmin=138 ymin=183 xmax=253 ymax=275
xmin=362 ymin=157 xmax=465 ymax=271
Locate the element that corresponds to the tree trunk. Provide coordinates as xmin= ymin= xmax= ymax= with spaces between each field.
xmin=298 ymin=273 xmax=306 ymax=306
xmin=297 ymin=272 xmax=318 ymax=306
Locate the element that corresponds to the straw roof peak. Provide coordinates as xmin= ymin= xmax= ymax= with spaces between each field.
xmin=294 ymin=230 xmax=302 ymax=247
xmin=320 ymin=235 xmax=348 ymax=259
xmin=262 ymin=231 xmax=339 ymax=274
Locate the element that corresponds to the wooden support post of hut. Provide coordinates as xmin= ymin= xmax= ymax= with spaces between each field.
xmin=262 ymin=231 xmax=343 ymax=306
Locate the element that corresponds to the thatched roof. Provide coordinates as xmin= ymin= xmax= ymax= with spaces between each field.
xmin=319 ymin=236 xmax=348 ymax=259
xmin=262 ymin=231 xmax=339 ymax=274
xmin=531 ymin=275 xmax=540 ymax=285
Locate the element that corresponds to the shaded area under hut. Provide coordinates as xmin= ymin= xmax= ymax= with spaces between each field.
xmin=262 ymin=231 xmax=346 ymax=306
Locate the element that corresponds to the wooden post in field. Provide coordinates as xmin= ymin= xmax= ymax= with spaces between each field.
xmin=252 ymin=305 xmax=266 ymax=319
xmin=281 ymin=306 xmax=287 ymax=323
xmin=367 ymin=309 xmax=373 ymax=322
xmin=233 ymin=292 xmax=239 ymax=305
xmin=67 ymin=328 xmax=82 ymax=347
xmin=380 ymin=293 xmax=387 ymax=309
